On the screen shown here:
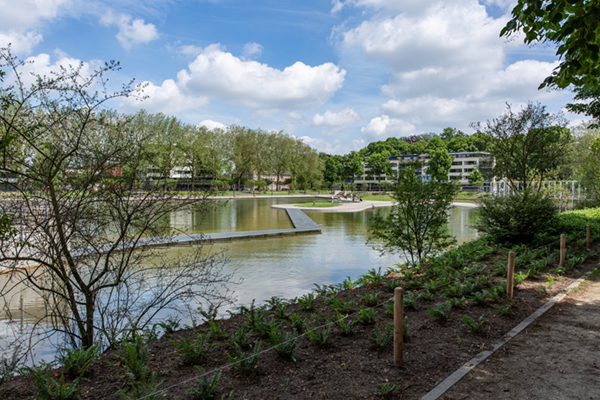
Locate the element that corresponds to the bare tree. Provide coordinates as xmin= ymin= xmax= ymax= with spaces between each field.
xmin=0 ymin=47 xmax=234 ymax=351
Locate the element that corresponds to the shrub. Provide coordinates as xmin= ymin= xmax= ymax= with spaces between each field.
xmin=368 ymin=323 xmax=393 ymax=351
xmin=57 ymin=343 xmax=100 ymax=378
xmin=26 ymin=363 xmax=80 ymax=400
xmin=307 ymin=325 xmax=333 ymax=347
xmin=169 ymin=332 xmax=217 ymax=365
xmin=268 ymin=329 xmax=301 ymax=362
xmin=187 ymin=367 xmax=221 ymax=399
xmin=427 ymin=301 xmax=452 ymax=321
xmin=225 ymin=342 xmax=261 ymax=375
xmin=357 ymin=308 xmax=377 ymax=324
xmin=476 ymin=192 xmax=557 ymax=244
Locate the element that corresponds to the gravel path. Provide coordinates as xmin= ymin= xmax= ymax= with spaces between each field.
xmin=440 ymin=269 xmax=600 ymax=400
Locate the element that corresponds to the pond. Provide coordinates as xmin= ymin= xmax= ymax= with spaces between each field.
xmin=0 ymin=197 xmax=479 ymax=362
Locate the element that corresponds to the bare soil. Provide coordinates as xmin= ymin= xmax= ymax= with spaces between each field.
xmin=1 ymin=247 xmax=598 ymax=400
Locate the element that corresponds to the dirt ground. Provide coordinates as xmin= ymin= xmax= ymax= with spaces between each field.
xmin=441 ymin=270 xmax=600 ymax=400
xmin=1 ymin=247 xmax=598 ymax=400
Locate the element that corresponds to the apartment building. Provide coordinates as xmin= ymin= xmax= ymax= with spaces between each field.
xmin=354 ymin=151 xmax=491 ymax=190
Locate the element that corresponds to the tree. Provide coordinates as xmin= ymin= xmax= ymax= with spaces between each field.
xmin=467 ymin=168 xmax=485 ymax=191
xmin=501 ymin=0 xmax=600 ymax=91
xmin=471 ymin=102 xmax=571 ymax=195
xmin=0 ymin=48 xmax=234 ymax=350
xmin=366 ymin=151 xmax=392 ymax=185
xmin=369 ymin=162 xmax=458 ymax=266
xmin=226 ymin=126 xmax=258 ymax=190
xmin=322 ymin=154 xmax=344 ymax=187
xmin=343 ymin=151 xmax=364 ymax=183
xmin=427 ymin=149 xmax=452 ymax=182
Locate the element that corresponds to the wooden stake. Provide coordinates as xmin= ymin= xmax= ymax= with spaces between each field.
xmin=394 ymin=287 xmax=404 ymax=366
xmin=560 ymin=234 xmax=566 ymax=267
xmin=586 ymin=225 xmax=591 ymax=249
xmin=507 ymin=251 xmax=515 ymax=299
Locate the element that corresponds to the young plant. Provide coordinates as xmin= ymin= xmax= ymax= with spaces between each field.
xmin=403 ymin=292 xmax=417 ymax=310
xmin=418 ymin=291 xmax=433 ymax=301
xmin=426 ymin=301 xmax=452 ymax=321
xmin=187 ymin=367 xmax=221 ymax=399
xmin=329 ymin=298 xmax=356 ymax=314
xmin=225 ymin=342 xmax=262 ymax=375
xmin=497 ymin=303 xmax=513 ymax=317
xmin=268 ymin=329 xmax=301 ymax=362
xmin=333 ymin=311 xmax=357 ymax=336
xmin=26 ymin=362 xmax=80 ymax=400
xmin=469 ymin=291 xmax=489 ymax=306
xmin=460 ymin=315 xmax=487 ymax=333
xmin=447 ymin=296 xmax=466 ymax=309
xmin=368 ymin=323 xmax=393 ymax=351
xmin=169 ymin=331 xmax=217 ymax=365
xmin=384 ymin=278 xmax=404 ymax=292
xmin=0 ymin=346 xmax=22 ymax=387
xmin=228 ymin=325 xmax=252 ymax=350
xmin=157 ymin=317 xmax=181 ymax=334
xmin=199 ymin=303 xmax=221 ymax=322
xmin=289 ymin=313 xmax=306 ymax=333
xmin=357 ymin=308 xmax=377 ymax=324
xmin=115 ymin=336 xmax=151 ymax=382
xmin=307 ymin=325 xmax=333 ymax=347
xmin=57 ymin=343 xmax=100 ymax=378
xmin=298 ymin=293 xmax=316 ymax=311
xmin=361 ymin=292 xmax=381 ymax=307
xmin=373 ymin=382 xmax=400 ymax=398
xmin=361 ymin=267 xmax=385 ymax=285
xmin=341 ymin=275 xmax=360 ymax=290
xmin=208 ymin=320 xmax=225 ymax=338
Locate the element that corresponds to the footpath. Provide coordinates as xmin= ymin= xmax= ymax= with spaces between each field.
xmin=435 ymin=269 xmax=600 ymax=400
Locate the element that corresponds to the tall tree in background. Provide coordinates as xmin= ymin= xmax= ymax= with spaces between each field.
xmin=226 ymin=126 xmax=258 ymax=190
xmin=343 ymin=151 xmax=364 ymax=183
xmin=472 ymin=102 xmax=571 ymax=195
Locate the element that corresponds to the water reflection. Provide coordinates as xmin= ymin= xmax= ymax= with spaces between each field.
xmin=0 ymin=198 xmax=478 ymax=362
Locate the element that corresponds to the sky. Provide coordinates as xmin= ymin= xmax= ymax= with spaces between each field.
xmin=0 ymin=0 xmax=587 ymax=154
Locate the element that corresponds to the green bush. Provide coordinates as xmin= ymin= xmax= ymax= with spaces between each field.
xmin=476 ymin=193 xmax=557 ymax=244
xmin=57 ymin=343 xmax=100 ymax=378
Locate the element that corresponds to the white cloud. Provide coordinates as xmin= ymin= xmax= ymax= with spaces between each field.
xmin=0 ymin=31 xmax=43 ymax=54
xmin=122 ymin=79 xmax=209 ymax=114
xmin=0 ymin=0 xmax=69 ymax=54
xmin=332 ymin=0 xmax=441 ymax=13
xmin=6 ymin=53 xmax=98 ymax=88
xmin=100 ymin=11 xmax=159 ymax=49
xmin=287 ymin=111 xmax=303 ymax=120
xmin=300 ymin=135 xmax=363 ymax=155
xmin=175 ymin=44 xmax=346 ymax=109
xmin=242 ymin=42 xmax=263 ymax=60
xmin=198 ymin=119 xmax=227 ymax=131
xmin=0 ymin=0 xmax=68 ymax=32
xmin=360 ymin=115 xmax=415 ymax=142
xmin=312 ymin=108 xmax=360 ymax=128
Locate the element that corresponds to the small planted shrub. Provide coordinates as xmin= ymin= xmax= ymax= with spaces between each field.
xmin=330 ymin=298 xmax=356 ymax=314
xmin=57 ymin=343 xmax=100 ymax=378
xmin=368 ymin=323 xmax=393 ymax=351
xmin=360 ymin=267 xmax=385 ymax=285
xmin=307 ymin=325 xmax=333 ymax=347
xmin=427 ymin=301 xmax=452 ymax=321
xmin=333 ymin=311 xmax=357 ymax=336
xmin=298 ymin=293 xmax=316 ymax=311
xmin=469 ymin=291 xmax=489 ymax=306
xmin=187 ymin=367 xmax=221 ymax=399
xmin=289 ymin=313 xmax=306 ymax=333
xmin=0 ymin=346 xmax=21 ymax=387
xmin=268 ymin=329 xmax=301 ymax=362
xmin=447 ymin=296 xmax=466 ymax=309
xmin=357 ymin=308 xmax=377 ymax=324
xmin=208 ymin=320 xmax=226 ymax=338
xmin=374 ymin=382 xmax=400 ymax=398
xmin=361 ymin=292 xmax=381 ymax=307
xmin=169 ymin=332 xmax=217 ymax=365
xmin=26 ymin=362 xmax=80 ymax=400
xmin=226 ymin=342 xmax=262 ymax=375
xmin=403 ymin=292 xmax=417 ymax=310
xmin=384 ymin=278 xmax=404 ymax=292
xmin=460 ymin=315 xmax=487 ymax=333
xmin=115 ymin=336 xmax=151 ymax=382
xmin=199 ymin=303 xmax=221 ymax=322
xmin=229 ymin=325 xmax=252 ymax=350
xmin=158 ymin=317 xmax=181 ymax=334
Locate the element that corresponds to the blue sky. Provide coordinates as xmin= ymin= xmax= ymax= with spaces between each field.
xmin=0 ymin=0 xmax=586 ymax=154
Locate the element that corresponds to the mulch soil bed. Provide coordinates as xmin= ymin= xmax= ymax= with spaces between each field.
xmin=2 ymin=244 xmax=598 ymax=400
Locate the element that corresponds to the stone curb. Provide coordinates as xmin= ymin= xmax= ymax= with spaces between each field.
xmin=420 ymin=266 xmax=600 ymax=400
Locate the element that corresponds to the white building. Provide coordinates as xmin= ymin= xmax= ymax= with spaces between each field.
xmin=354 ymin=151 xmax=492 ymax=189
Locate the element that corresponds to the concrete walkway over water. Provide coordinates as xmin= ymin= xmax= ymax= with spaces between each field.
xmin=273 ymin=200 xmax=478 ymax=213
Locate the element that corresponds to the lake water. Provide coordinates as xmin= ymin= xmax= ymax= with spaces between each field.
xmin=0 ymin=197 xmax=479 ymax=362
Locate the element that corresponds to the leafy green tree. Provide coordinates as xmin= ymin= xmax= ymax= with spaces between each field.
xmin=343 ymin=151 xmax=364 ymax=183
xmin=501 ymin=0 xmax=600 ymax=91
xmin=369 ymin=162 xmax=458 ymax=266
xmin=472 ymin=102 xmax=572 ymax=194
xmin=467 ymin=168 xmax=484 ymax=190
xmin=366 ymin=151 xmax=393 ymax=187
xmin=427 ymin=149 xmax=452 ymax=182
xmin=226 ymin=126 xmax=258 ymax=190
xmin=322 ymin=154 xmax=344 ymax=186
